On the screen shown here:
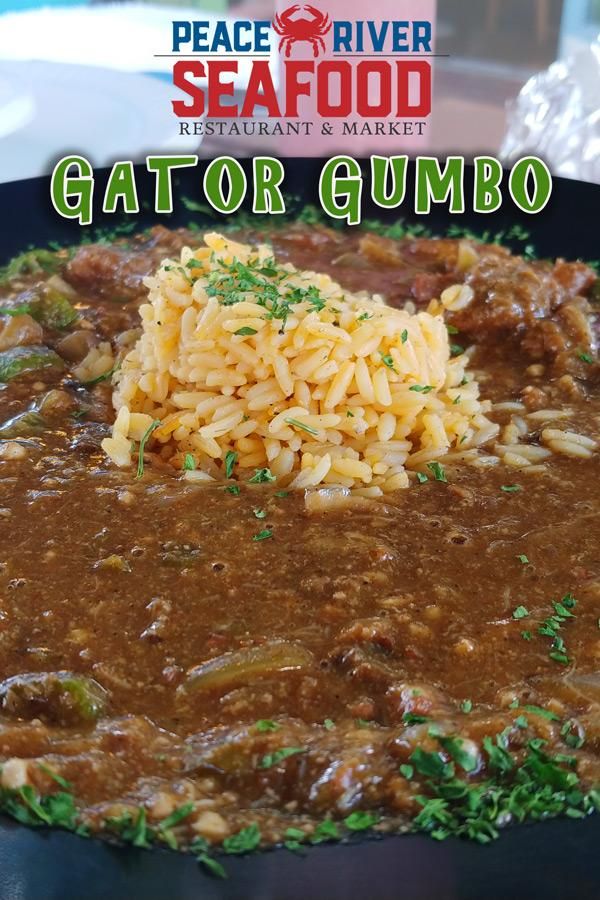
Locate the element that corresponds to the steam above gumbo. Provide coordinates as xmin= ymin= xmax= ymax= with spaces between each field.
xmin=0 ymin=219 xmax=598 ymax=872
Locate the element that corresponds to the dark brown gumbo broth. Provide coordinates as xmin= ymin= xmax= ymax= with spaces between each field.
xmin=0 ymin=223 xmax=599 ymax=864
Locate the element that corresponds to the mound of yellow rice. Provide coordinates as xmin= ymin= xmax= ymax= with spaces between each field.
xmin=101 ymin=233 xmax=499 ymax=494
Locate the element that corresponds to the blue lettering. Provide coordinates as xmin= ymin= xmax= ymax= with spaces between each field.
xmin=333 ymin=21 xmax=352 ymax=51
xmin=233 ymin=21 xmax=252 ymax=51
xmin=172 ymin=21 xmax=191 ymax=51
xmin=414 ymin=21 xmax=431 ymax=52
xmin=192 ymin=21 xmax=210 ymax=51
xmin=392 ymin=21 xmax=409 ymax=52
xmin=367 ymin=21 xmax=388 ymax=52
xmin=255 ymin=21 xmax=271 ymax=52
xmin=212 ymin=21 xmax=232 ymax=52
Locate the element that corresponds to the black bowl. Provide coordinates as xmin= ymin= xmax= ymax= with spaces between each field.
xmin=0 ymin=163 xmax=599 ymax=900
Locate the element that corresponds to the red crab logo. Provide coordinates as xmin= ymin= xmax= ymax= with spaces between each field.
xmin=273 ymin=4 xmax=332 ymax=58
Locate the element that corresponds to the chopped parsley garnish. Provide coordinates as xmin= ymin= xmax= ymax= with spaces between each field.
xmin=512 ymin=606 xmax=529 ymax=620
xmin=450 ymin=344 xmax=464 ymax=357
xmin=323 ymin=718 xmax=335 ymax=731
xmin=311 ymin=819 xmax=340 ymax=844
xmin=284 ymin=826 xmax=307 ymax=852
xmin=249 ymin=467 xmax=276 ymax=483
xmin=37 ymin=764 xmax=72 ymax=790
xmin=522 ymin=705 xmax=560 ymax=722
xmin=536 ymin=593 xmax=577 ymax=666
xmin=224 ymin=484 xmax=241 ymax=495
xmin=416 ymin=472 xmax=429 ymax=484
xmin=501 ymin=484 xmax=521 ymax=493
xmin=285 ymin=417 xmax=319 ymax=436
xmin=343 ymin=811 xmax=379 ymax=832
xmin=346 ymin=410 xmax=354 ymax=417
xmin=234 ymin=326 xmax=258 ymax=336
xmin=400 ymin=764 xmax=414 ymax=779
xmin=82 ymin=362 xmax=120 ymax=387
xmin=259 ymin=747 xmax=304 ymax=769
xmin=136 ymin=419 xmax=160 ymax=479
xmin=439 ymin=736 xmax=478 ymax=773
xmin=252 ymin=529 xmax=273 ymax=542
xmin=410 ymin=747 xmax=452 ymax=780
xmin=460 ymin=699 xmax=473 ymax=714
xmin=402 ymin=711 xmax=429 ymax=725
xmin=191 ymin=837 xmax=227 ymax=879
xmin=521 ymin=630 xmax=532 ymax=641
xmin=222 ymin=823 xmax=261 ymax=855
xmin=357 ymin=311 xmax=372 ymax=321
xmin=379 ymin=352 xmax=396 ymax=372
xmin=409 ymin=384 xmax=434 ymax=393
xmin=401 ymin=329 xmax=408 ymax=343
xmin=578 ymin=351 xmax=593 ymax=364
xmin=253 ymin=508 xmax=267 ymax=519
xmin=224 ymin=450 xmax=238 ymax=479
xmin=275 ymin=490 xmax=289 ymax=498
xmin=446 ymin=324 xmax=459 ymax=335
xmin=255 ymin=719 xmax=279 ymax=732
xmin=517 ymin=554 xmax=529 ymax=564
xmin=183 ymin=453 xmax=196 ymax=471
xmin=427 ymin=461 xmax=447 ymax=483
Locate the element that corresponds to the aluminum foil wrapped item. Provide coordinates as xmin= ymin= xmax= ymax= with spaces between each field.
xmin=501 ymin=37 xmax=600 ymax=183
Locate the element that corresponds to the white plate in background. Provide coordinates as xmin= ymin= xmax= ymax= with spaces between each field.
xmin=0 ymin=60 xmax=201 ymax=184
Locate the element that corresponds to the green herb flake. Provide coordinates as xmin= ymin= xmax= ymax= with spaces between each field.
xmin=183 ymin=453 xmax=196 ymax=471
xmin=255 ymin=719 xmax=279 ymax=733
xmin=252 ymin=529 xmax=273 ymax=542
xmin=275 ymin=490 xmax=289 ymax=498
xmin=450 ymin=344 xmax=464 ymax=357
xmin=259 ymin=747 xmax=304 ymax=769
xmin=344 ymin=811 xmax=379 ymax=832
xmin=460 ymin=699 xmax=473 ymax=714
xmin=409 ymin=384 xmax=434 ymax=393
xmin=136 ymin=419 xmax=161 ymax=480
xmin=224 ymin=484 xmax=241 ymax=496
xmin=438 ymin=737 xmax=478 ymax=773
xmin=310 ymin=819 xmax=340 ymax=844
xmin=512 ymin=606 xmax=529 ymax=620
xmin=578 ymin=351 xmax=593 ymax=364
xmin=517 ymin=554 xmax=529 ymax=564
xmin=323 ymin=718 xmax=335 ymax=731
xmin=253 ymin=508 xmax=267 ymax=519
xmin=521 ymin=630 xmax=532 ymax=641
xmin=249 ymin=467 xmax=276 ymax=484
xmin=379 ymin=352 xmax=396 ymax=372
xmin=222 ymin=823 xmax=261 ymax=855
xmin=416 ymin=472 xmax=429 ymax=484
xmin=522 ymin=705 xmax=560 ymax=722
xmin=501 ymin=484 xmax=521 ymax=493
xmin=285 ymin=417 xmax=319 ymax=436
xmin=410 ymin=747 xmax=453 ymax=780
xmin=224 ymin=450 xmax=238 ymax=479
xmin=427 ymin=461 xmax=447 ymax=483
xmin=401 ymin=329 xmax=408 ymax=343
xmin=400 ymin=764 xmax=414 ymax=780
xmin=234 ymin=326 xmax=258 ymax=336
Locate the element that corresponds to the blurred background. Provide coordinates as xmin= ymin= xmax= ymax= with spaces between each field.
xmin=0 ymin=0 xmax=598 ymax=182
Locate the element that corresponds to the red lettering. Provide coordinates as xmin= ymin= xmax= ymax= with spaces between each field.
xmin=283 ymin=61 xmax=314 ymax=117
xmin=316 ymin=61 xmax=352 ymax=117
xmin=240 ymin=61 xmax=281 ymax=117
xmin=207 ymin=60 xmax=238 ymax=117
xmin=356 ymin=61 xmax=391 ymax=117
xmin=396 ymin=60 xmax=431 ymax=117
xmin=172 ymin=60 xmax=205 ymax=117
